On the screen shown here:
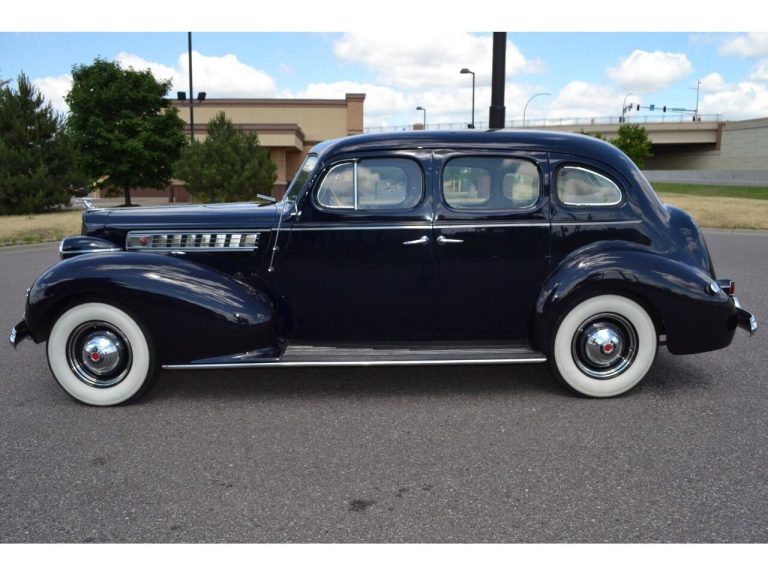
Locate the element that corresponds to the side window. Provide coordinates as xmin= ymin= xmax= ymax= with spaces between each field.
xmin=557 ymin=165 xmax=622 ymax=206
xmin=442 ymin=157 xmax=540 ymax=211
xmin=316 ymin=158 xmax=422 ymax=210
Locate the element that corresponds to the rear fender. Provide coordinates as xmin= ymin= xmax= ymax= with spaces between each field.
xmin=533 ymin=241 xmax=736 ymax=355
xmin=24 ymin=252 xmax=280 ymax=364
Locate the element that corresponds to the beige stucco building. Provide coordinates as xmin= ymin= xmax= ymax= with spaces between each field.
xmin=168 ymin=93 xmax=364 ymax=199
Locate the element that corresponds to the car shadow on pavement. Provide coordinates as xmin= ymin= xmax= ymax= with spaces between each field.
xmin=146 ymin=363 xmax=569 ymax=404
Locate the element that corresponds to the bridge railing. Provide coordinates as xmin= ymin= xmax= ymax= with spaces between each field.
xmin=364 ymin=114 xmax=723 ymax=133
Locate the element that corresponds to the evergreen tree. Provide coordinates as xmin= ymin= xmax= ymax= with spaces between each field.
xmin=0 ymin=73 xmax=82 ymax=214
xmin=174 ymin=112 xmax=276 ymax=203
xmin=66 ymin=58 xmax=185 ymax=206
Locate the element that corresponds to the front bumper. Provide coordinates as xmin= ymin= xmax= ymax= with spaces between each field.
xmin=733 ymin=297 xmax=758 ymax=335
xmin=9 ymin=320 xmax=30 ymax=348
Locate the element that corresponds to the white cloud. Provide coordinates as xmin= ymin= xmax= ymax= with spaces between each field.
xmin=607 ymin=49 xmax=692 ymax=93
xmin=116 ymin=51 xmax=276 ymax=98
xmin=749 ymin=61 xmax=768 ymax=82
xmin=333 ymin=32 xmax=539 ymax=90
xmin=548 ymin=81 xmax=626 ymax=120
xmin=700 ymin=72 xmax=727 ymax=92
xmin=701 ymin=82 xmax=768 ymax=118
xmin=719 ymin=32 xmax=768 ymax=57
xmin=32 ymin=74 xmax=72 ymax=113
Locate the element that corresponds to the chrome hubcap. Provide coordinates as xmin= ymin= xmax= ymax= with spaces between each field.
xmin=67 ymin=322 xmax=132 ymax=388
xmin=572 ymin=313 xmax=637 ymax=379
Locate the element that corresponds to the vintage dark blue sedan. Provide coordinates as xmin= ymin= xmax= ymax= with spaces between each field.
xmin=9 ymin=130 xmax=757 ymax=405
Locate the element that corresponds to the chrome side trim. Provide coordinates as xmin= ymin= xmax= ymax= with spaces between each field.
xmin=162 ymin=356 xmax=547 ymax=369
xmin=289 ymin=225 xmax=433 ymax=232
xmin=126 ymin=230 xmax=267 ymax=251
xmin=437 ymin=222 xmax=550 ymax=229
xmin=551 ymin=220 xmax=642 ymax=227
xmin=287 ymin=220 xmax=639 ymax=232
xmin=61 ymin=248 xmax=124 ymax=255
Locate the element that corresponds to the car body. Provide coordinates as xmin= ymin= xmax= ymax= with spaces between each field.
xmin=9 ymin=130 xmax=757 ymax=405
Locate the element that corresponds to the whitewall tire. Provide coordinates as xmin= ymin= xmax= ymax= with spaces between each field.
xmin=551 ymin=294 xmax=657 ymax=398
xmin=47 ymin=302 xmax=156 ymax=406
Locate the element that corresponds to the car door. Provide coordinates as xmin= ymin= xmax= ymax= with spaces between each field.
xmin=277 ymin=151 xmax=435 ymax=341
xmin=432 ymin=151 xmax=550 ymax=340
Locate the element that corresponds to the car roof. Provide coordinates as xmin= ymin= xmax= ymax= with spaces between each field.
xmin=309 ymin=129 xmax=630 ymax=166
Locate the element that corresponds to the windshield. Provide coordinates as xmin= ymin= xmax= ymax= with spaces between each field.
xmin=284 ymin=154 xmax=319 ymax=202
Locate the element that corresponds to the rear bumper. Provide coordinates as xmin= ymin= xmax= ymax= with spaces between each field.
xmin=733 ymin=297 xmax=758 ymax=335
xmin=9 ymin=320 xmax=30 ymax=348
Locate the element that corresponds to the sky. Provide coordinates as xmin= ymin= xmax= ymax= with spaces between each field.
xmin=2 ymin=2 xmax=767 ymax=130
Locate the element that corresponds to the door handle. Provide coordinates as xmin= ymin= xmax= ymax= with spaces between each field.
xmin=437 ymin=235 xmax=464 ymax=245
xmin=403 ymin=235 xmax=430 ymax=246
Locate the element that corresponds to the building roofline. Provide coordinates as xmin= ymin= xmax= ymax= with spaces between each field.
xmin=171 ymin=98 xmax=351 ymax=108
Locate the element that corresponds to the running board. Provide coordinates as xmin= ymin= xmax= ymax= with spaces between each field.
xmin=163 ymin=342 xmax=547 ymax=369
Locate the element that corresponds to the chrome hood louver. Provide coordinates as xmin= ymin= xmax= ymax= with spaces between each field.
xmin=126 ymin=230 xmax=262 ymax=252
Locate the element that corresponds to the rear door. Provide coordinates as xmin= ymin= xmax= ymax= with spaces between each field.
xmin=432 ymin=151 xmax=550 ymax=340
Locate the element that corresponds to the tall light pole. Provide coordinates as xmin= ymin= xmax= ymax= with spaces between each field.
xmin=416 ymin=106 xmax=426 ymax=130
xmin=691 ymin=78 xmax=701 ymax=121
xmin=460 ymin=68 xmax=475 ymax=128
xmin=522 ymin=92 xmax=551 ymax=127
xmin=188 ymin=32 xmax=194 ymax=141
xmin=620 ymin=93 xmax=634 ymax=123
xmin=489 ymin=32 xmax=506 ymax=129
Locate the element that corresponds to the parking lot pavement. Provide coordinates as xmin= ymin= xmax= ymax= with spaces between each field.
xmin=0 ymin=233 xmax=766 ymax=543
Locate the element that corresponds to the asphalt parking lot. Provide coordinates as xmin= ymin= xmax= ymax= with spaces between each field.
xmin=0 ymin=230 xmax=766 ymax=543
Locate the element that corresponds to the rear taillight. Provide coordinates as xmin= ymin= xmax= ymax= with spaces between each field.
xmin=717 ymin=279 xmax=735 ymax=296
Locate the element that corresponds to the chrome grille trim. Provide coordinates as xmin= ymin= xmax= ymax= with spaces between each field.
xmin=126 ymin=230 xmax=265 ymax=252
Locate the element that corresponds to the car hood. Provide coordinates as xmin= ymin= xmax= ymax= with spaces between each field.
xmin=88 ymin=201 xmax=281 ymax=233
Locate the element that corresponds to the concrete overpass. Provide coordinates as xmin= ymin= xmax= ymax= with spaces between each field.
xmin=534 ymin=120 xmax=722 ymax=147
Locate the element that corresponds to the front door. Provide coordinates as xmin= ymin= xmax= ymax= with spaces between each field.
xmin=432 ymin=151 xmax=550 ymax=340
xmin=277 ymin=151 xmax=434 ymax=341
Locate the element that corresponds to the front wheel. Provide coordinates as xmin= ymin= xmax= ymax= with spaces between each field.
xmin=550 ymin=294 xmax=657 ymax=398
xmin=47 ymin=302 xmax=157 ymax=406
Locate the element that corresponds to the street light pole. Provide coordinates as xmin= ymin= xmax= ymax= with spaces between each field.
xmin=460 ymin=68 xmax=475 ymax=128
xmin=522 ymin=92 xmax=551 ymax=127
xmin=416 ymin=106 xmax=426 ymax=130
xmin=620 ymin=93 xmax=634 ymax=123
xmin=692 ymin=79 xmax=701 ymax=121
xmin=188 ymin=32 xmax=194 ymax=141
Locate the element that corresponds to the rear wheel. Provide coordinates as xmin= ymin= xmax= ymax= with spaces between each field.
xmin=47 ymin=302 xmax=156 ymax=406
xmin=550 ymin=294 xmax=656 ymax=398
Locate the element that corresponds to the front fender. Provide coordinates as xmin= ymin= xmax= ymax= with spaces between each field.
xmin=25 ymin=252 xmax=280 ymax=364
xmin=533 ymin=241 xmax=737 ymax=355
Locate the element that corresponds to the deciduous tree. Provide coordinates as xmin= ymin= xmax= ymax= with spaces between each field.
xmin=611 ymin=124 xmax=653 ymax=168
xmin=66 ymin=58 xmax=185 ymax=206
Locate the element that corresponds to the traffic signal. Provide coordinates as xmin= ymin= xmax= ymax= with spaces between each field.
xmin=636 ymin=104 xmax=640 ymax=111
xmin=650 ymin=104 xmax=655 ymax=111
xmin=663 ymin=106 xmax=667 ymax=113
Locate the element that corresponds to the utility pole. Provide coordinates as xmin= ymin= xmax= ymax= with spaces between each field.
xmin=489 ymin=32 xmax=506 ymax=130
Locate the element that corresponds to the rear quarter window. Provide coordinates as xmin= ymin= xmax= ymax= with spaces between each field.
xmin=556 ymin=165 xmax=623 ymax=206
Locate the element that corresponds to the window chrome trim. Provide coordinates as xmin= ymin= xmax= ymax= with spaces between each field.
xmin=353 ymin=161 xmax=359 ymax=211
xmin=556 ymin=165 xmax=624 ymax=207
xmin=126 ymin=229 xmax=267 ymax=251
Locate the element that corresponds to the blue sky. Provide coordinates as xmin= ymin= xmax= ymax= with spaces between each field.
xmin=2 ymin=3 xmax=766 ymax=129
